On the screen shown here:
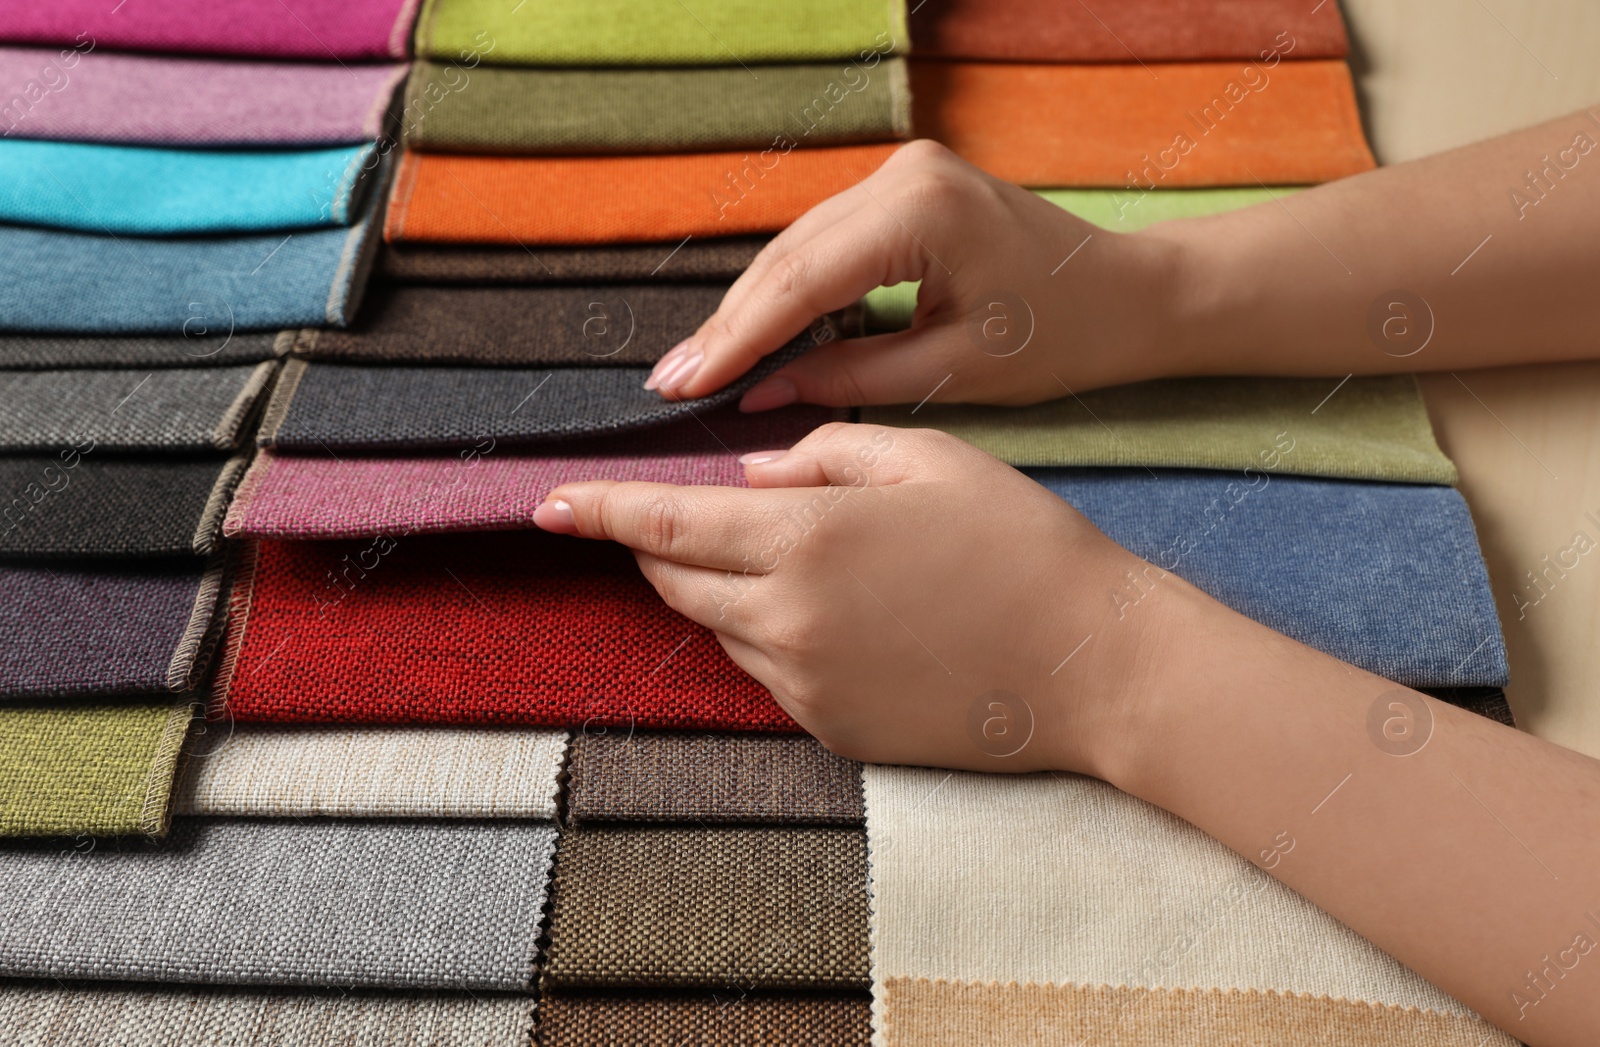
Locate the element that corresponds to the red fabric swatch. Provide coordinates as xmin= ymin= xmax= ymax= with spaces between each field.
xmin=215 ymin=533 xmax=796 ymax=732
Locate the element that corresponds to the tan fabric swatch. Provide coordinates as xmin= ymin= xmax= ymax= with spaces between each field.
xmin=537 ymin=990 xmax=871 ymax=1046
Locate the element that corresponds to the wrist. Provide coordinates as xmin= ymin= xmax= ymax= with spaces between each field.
xmin=1128 ymin=215 xmax=1257 ymax=381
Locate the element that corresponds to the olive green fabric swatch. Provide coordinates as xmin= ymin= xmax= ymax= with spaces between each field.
xmin=0 ymin=699 xmax=194 ymax=838
xmin=403 ymin=60 xmax=911 ymax=154
xmin=864 ymin=375 xmax=1457 ymax=484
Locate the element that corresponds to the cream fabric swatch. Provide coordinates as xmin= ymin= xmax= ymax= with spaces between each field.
xmin=173 ymin=725 xmax=567 ymax=818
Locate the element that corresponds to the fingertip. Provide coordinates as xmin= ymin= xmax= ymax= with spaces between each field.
xmin=531 ymin=498 xmax=577 ymax=534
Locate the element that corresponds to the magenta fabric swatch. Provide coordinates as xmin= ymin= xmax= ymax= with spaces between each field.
xmin=0 ymin=1 xmax=420 ymax=61
xmin=224 ymin=406 xmax=838 ymax=539
xmin=0 ymin=48 xmax=407 ymax=146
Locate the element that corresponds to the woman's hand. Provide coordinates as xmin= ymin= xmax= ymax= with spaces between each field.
xmin=643 ymin=140 xmax=1189 ymax=411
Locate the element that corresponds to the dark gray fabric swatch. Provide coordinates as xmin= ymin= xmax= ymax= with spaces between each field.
xmin=0 ymin=333 xmax=282 ymax=370
xmin=379 ymin=237 xmax=767 ymax=285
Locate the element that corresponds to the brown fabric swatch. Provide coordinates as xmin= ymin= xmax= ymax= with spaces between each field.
xmin=567 ymin=732 xmax=863 ymax=825
xmin=537 ymin=990 xmax=871 ymax=1047
xmin=379 ymin=238 xmax=768 ymax=285
xmin=544 ymin=827 xmax=870 ymax=990
xmin=290 ymin=283 xmax=728 ymax=367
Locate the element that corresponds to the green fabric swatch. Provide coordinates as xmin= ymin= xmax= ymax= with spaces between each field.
xmin=0 ymin=700 xmax=194 ymax=838
xmin=863 ymin=187 xmax=1296 ymax=330
xmin=416 ymin=0 xmax=906 ymax=66
xmin=402 ymin=59 xmax=911 ymax=154
xmin=863 ymin=375 xmax=1459 ymax=485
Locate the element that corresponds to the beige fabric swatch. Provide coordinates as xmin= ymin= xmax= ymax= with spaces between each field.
xmin=173 ymin=724 xmax=567 ymax=818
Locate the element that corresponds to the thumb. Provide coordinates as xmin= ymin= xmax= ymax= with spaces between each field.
xmin=742 ymin=420 xmax=917 ymax=489
xmin=738 ymin=327 xmax=972 ymax=411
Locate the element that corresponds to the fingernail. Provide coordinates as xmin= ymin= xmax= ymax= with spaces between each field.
xmin=738 ymin=449 xmax=789 ymax=466
xmin=532 ymin=498 xmax=576 ymax=533
xmin=654 ymin=348 xmax=704 ymax=393
xmin=739 ymin=376 xmax=799 ymax=413
xmin=643 ymin=342 xmax=689 ymax=391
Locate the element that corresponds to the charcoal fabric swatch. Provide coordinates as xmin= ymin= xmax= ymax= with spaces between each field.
xmin=381 ymin=237 xmax=768 ymax=284
xmin=537 ymin=991 xmax=872 ymax=1046
xmin=0 ymin=332 xmax=282 ymax=370
xmin=0 ymin=456 xmax=246 ymax=558
xmin=0 ymin=699 xmax=194 ymax=838
xmin=0 ymin=818 xmax=557 ymax=990
xmin=0 ymin=48 xmax=407 ymax=146
xmin=567 ymin=732 xmax=864 ymax=825
xmin=292 ymin=283 xmax=730 ymax=366
xmin=1422 ymin=687 xmax=1516 ymax=727
xmin=0 ymin=559 xmax=227 ymax=698
xmin=402 ymin=60 xmax=910 ymax=154
xmin=544 ymin=827 xmax=870 ymax=990
xmin=0 ymin=140 xmax=378 ymax=235
xmin=260 ymin=315 xmax=842 ymax=451
xmin=0 ymin=365 xmax=276 ymax=453
xmin=1033 ymin=469 xmax=1509 ymax=687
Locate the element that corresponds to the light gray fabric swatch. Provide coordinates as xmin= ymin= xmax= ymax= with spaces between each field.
xmin=0 ymin=332 xmax=282 ymax=370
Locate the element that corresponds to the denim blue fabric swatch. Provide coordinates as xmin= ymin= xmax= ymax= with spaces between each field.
xmin=1030 ymin=468 xmax=1508 ymax=688
xmin=0 ymin=140 xmax=377 ymax=234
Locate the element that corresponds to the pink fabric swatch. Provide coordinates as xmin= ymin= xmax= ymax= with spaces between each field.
xmin=0 ymin=0 xmax=420 ymax=61
xmin=225 ymin=407 xmax=839 ymax=539
xmin=0 ymin=48 xmax=407 ymax=146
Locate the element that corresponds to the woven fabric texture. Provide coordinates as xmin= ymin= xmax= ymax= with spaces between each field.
xmin=381 ymin=237 xmax=768 ymax=284
xmin=260 ymin=317 xmax=838 ymax=451
xmin=0 ymin=818 xmax=557 ymax=989
xmin=225 ymin=406 xmax=837 ymax=539
xmin=864 ymin=376 xmax=1457 ymax=484
xmin=0 ymin=984 xmax=534 ymax=1047
xmin=0 ymin=456 xmax=245 ymax=558
xmin=385 ymin=144 xmax=899 ymax=244
xmin=537 ymin=991 xmax=872 ymax=1047
xmin=0 ymin=140 xmax=376 ymax=234
xmin=908 ymin=0 xmax=1348 ymax=61
xmin=544 ymin=827 xmax=870 ymax=989
xmin=0 ymin=700 xmax=193 ymax=838
xmin=402 ymin=60 xmax=909 ymax=154
xmin=0 ymin=333 xmax=282 ymax=370
xmin=912 ymin=59 xmax=1374 ymax=187
xmin=0 ymin=0 xmax=420 ymax=60
xmin=294 ymin=283 xmax=731 ymax=366
xmin=567 ymin=731 xmax=863 ymax=825
xmin=879 ymin=979 xmax=1516 ymax=1047
xmin=173 ymin=725 xmax=566 ymax=818
xmin=0 ymin=559 xmax=226 ymax=698
xmin=217 ymin=532 xmax=791 ymax=731
xmin=416 ymin=0 xmax=905 ymax=65
xmin=0 ymin=364 xmax=276 ymax=453
xmin=1035 ymin=469 xmax=1507 ymax=688
xmin=0 ymin=48 xmax=406 ymax=146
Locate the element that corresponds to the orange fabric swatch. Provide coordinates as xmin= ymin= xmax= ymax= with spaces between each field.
xmin=385 ymin=144 xmax=900 ymax=245
xmin=912 ymin=59 xmax=1375 ymax=188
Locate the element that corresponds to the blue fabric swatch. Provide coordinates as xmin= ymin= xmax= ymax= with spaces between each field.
xmin=1030 ymin=468 xmax=1508 ymax=688
xmin=0 ymin=139 xmax=377 ymax=235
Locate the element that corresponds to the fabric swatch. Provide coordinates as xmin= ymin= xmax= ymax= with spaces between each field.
xmin=259 ymin=315 xmax=841 ymax=451
xmin=402 ymin=60 xmax=910 ymax=154
xmin=0 ymin=984 xmax=534 ymax=1047
xmin=0 ymin=48 xmax=406 ymax=146
xmin=0 ymin=1 xmax=420 ymax=60
xmin=225 ymin=406 xmax=836 ymax=539
xmin=0 ymin=365 xmax=276 ymax=454
xmin=878 ymin=979 xmax=1515 ymax=1047
xmin=216 ymin=532 xmax=791 ymax=731
xmin=415 ymin=0 xmax=905 ymax=65
xmin=864 ymin=376 xmax=1458 ymax=484
xmin=291 ymin=283 xmax=731 ymax=366
xmin=0 ymin=559 xmax=227 ymax=699
xmin=0 ymin=332 xmax=282 ymax=370
xmin=1034 ymin=469 xmax=1507 ymax=688
xmin=911 ymin=59 xmax=1375 ymax=187
xmin=0 ymin=456 xmax=246 ymax=559
xmin=385 ymin=144 xmax=900 ymax=244
xmin=0 ymin=700 xmax=194 ymax=838
xmin=381 ymin=237 xmax=769 ymax=285
xmin=537 ymin=991 xmax=872 ymax=1046
xmin=173 ymin=725 xmax=567 ymax=819
xmin=0 ymin=160 xmax=386 ymax=333
xmin=0 ymin=818 xmax=556 ymax=990
xmin=0 ymin=140 xmax=376 ymax=235
xmin=544 ymin=827 xmax=870 ymax=989
xmin=908 ymin=0 xmax=1349 ymax=62
xmin=567 ymin=731 xmax=864 ymax=825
